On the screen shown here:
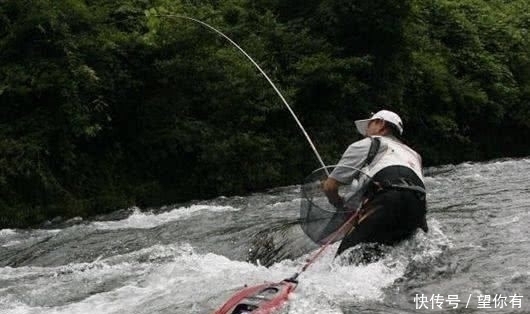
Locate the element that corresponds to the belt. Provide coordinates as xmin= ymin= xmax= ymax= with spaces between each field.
xmin=380 ymin=178 xmax=426 ymax=193
xmin=367 ymin=178 xmax=426 ymax=200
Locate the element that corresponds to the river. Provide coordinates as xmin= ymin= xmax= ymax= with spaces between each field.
xmin=1 ymin=158 xmax=529 ymax=313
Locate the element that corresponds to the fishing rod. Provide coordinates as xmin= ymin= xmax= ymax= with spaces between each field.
xmin=155 ymin=14 xmax=329 ymax=175
xmin=166 ymin=11 xmax=357 ymax=272
xmin=151 ymin=14 xmax=348 ymax=313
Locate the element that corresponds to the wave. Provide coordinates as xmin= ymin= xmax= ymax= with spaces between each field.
xmin=92 ymin=205 xmax=240 ymax=230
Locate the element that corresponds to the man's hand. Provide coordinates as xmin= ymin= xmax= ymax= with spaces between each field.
xmin=331 ymin=195 xmax=345 ymax=208
xmin=323 ymin=177 xmax=344 ymax=208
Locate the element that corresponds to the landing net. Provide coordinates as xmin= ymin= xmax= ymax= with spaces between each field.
xmin=300 ymin=165 xmax=372 ymax=245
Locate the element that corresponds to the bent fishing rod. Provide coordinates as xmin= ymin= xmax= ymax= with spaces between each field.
xmin=157 ymin=16 xmax=365 ymax=313
xmin=155 ymin=14 xmax=329 ymax=175
xmin=156 ymin=13 xmax=360 ymax=277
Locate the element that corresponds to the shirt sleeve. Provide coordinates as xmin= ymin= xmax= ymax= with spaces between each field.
xmin=329 ymin=137 xmax=372 ymax=184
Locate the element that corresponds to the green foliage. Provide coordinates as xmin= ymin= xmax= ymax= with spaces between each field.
xmin=0 ymin=0 xmax=529 ymax=227
xmin=401 ymin=0 xmax=530 ymax=162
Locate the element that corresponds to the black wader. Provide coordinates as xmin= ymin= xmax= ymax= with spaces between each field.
xmin=336 ymin=165 xmax=428 ymax=259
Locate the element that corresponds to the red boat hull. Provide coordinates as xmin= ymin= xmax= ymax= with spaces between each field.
xmin=214 ymin=280 xmax=297 ymax=314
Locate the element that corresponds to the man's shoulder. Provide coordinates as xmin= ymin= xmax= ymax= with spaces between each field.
xmin=348 ymin=137 xmax=372 ymax=149
xmin=381 ymin=136 xmax=422 ymax=157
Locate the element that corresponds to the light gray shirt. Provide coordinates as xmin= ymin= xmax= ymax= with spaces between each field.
xmin=329 ymin=135 xmax=404 ymax=184
xmin=329 ymin=137 xmax=372 ymax=184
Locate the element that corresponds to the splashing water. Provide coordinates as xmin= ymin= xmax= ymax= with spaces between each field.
xmin=1 ymin=158 xmax=529 ymax=313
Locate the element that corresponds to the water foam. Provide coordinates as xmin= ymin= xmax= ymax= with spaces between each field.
xmin=92 ymin=205 xmax=239 ymax=230
xmin=0 ymin=222 xmax=450 ymax=314
xmin=0 ymin=229 xmax=17 ymax=237
xmin=0 ymin=229 xmax=61 ymax=248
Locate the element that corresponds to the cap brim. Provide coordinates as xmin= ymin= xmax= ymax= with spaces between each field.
xmin=354 ymin=119 xmax=372 ymax=136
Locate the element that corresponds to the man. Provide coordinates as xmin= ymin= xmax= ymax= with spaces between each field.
xmin=323 ymin=109 xmax=428 ymax=259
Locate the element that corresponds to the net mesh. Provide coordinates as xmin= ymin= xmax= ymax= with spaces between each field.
xmin=300 ymin=165 xmax=372 ymax=245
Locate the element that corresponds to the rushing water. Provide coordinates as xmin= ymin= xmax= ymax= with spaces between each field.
xmin=1 ymin=158 xmax=529 ymax=313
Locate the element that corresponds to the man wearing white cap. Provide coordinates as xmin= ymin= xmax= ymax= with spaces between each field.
xmin=323 ymin=110 xmax=428 ymax=260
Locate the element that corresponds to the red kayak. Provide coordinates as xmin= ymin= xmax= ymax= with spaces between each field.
xmin=213 ymin=280 xmax=297 ymax=314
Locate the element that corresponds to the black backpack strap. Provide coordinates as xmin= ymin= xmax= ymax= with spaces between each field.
xmin=351 ymin=137 xmax=380 ymax=181
xmin=361 ymin=136 xmax=380 ymax=168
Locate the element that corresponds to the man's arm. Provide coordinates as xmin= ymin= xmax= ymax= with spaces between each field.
xmin=323 ymin=137 xmax=373 ymax=208
xmin=323 ymin=177 xmax=344 ymax=208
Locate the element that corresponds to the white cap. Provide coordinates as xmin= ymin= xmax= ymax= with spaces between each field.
xmin=354 ymin=110 xmax=403 ymax=136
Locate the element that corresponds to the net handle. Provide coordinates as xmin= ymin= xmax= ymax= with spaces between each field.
xmin=288 ymin=208 xmax=362 ymax=281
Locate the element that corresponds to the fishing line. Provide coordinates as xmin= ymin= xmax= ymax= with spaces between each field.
xmin=154 ymin=14 xmax=329 ymax=174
